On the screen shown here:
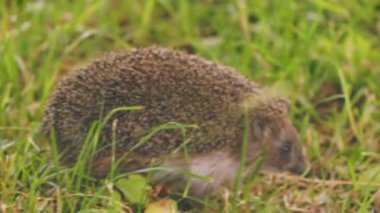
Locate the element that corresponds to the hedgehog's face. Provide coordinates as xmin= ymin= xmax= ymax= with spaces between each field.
xmin=250 ymin=117 xmax=308 ymax=174
xmin=248 ymin=99 xmax=309 ymax=174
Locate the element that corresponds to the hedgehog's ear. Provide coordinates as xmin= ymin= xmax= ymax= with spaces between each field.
xmin=251 ymin=116 xmax=268 ymax=141
xmin=250 ymin=98 xmax=290 ymax=141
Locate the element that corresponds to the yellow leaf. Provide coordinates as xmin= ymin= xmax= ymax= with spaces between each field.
xmin=144 ymin=199 xmax=178 ymax=213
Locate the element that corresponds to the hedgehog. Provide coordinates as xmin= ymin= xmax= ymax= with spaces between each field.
xmin=42 ymin=47 xmax=308 ymax=197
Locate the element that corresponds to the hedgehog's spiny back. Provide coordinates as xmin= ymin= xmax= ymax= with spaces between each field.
xmin=43 ymin=47 xmax=262 ymax=163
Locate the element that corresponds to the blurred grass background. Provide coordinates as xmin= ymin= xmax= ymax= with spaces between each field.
xmin=0 ymin=0 xmax=380 ymax=211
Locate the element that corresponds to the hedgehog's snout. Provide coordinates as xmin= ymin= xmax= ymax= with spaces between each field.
xmin=288 ymin=145 xmax=309 ymax=174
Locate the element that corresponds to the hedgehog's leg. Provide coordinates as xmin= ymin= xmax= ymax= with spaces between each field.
xmin=86 ymin=155 xmax=115 ymax=178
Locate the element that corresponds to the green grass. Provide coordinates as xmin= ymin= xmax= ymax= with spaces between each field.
xmin=1 ymin=0 xmax=380 ymax=212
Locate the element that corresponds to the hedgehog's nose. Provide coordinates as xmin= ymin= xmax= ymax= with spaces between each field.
xmin=289 ymin=164 xmax=306 ymax=174
xmin=289 ymin=156 xmax=309 ymax=174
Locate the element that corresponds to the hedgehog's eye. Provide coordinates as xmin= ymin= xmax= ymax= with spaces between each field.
xmin=280 ymin=142 xmax=292 ymax=155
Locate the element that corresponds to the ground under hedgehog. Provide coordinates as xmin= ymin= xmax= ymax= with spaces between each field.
xmin=43 ymin=47 xmax=308 ymax=196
